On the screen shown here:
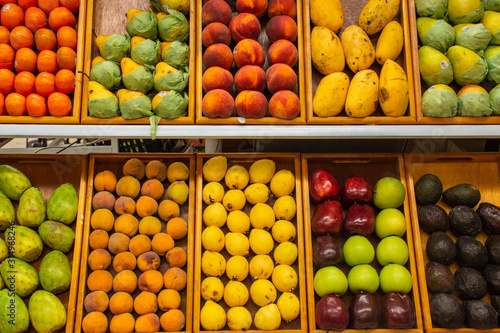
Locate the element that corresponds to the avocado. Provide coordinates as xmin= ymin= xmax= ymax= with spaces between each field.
xmin=477 ymin=202 xmax=500 ymax=235
xmin=429 ymin=293 xmax=465 ymax=329
xmin=486 ymin=235 xmax=500 ymax=264
xmin=456 ymin=236 xmax=488 ymax=270
xmin=417 ymin=204 xmax=449 ymax=234
xmin=482 ymin=264 xmax=500 ymax=295
xmin=463 ymin=300 xmax=498 ymax=329
xmin=426 ymin=231 xmax=457 ymax=266
xmin=455 ymin=266 xmax=488 ymax=300
xmin=449 ymin=205 xmax=482 ymax=237
xmin=491 ymin=295 xmax=500 ymax=326
xmin=442 ymin=183 xmax=481 ymax=208
xmin=425 ymin=261 xmax=455 ymax=293
xmin=414 ymin=174 xmax=443 ymax=205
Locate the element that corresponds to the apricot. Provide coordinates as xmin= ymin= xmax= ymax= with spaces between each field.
xmin=90 ymin=209 xmax=114 ymax=232
xmin=87 ymin=270 xmax=113 ymax=292
xmin=113 ymin=269 xmax=137 ymax=293
xmin=202 ymin=22 xmax=231 ymax=47
xmin=139 ymin=216 xmax=162 ymax=236
xmin=166 ymin=217 xmax=188 ymax=240
xmin=268 ymin=39 xmax=298 ymax=67
xmin=110 ymin=313 xmax=135 ymax=333
xmin=135 ymin=313 xmax=160 ymax=333
xmin=109 ymin=291 xmax=134 ymax=315
xmin=163 ymin=267 xmax=187 ymax=291
xmin=236 ymin=0 xmax=269 ymax=18
xmin=268 ymin=0 xmax=297 ymax=19
xmin=94 ymin=170 xmax=117 ymax=192
xmin=165 ymin=247 xmax=187 ymax=268
xmin=138 ymin=270 xmax=164 ymax=293
xmin=158 ymin=199 xmax=180 ymax=222
xmin=229 ymin=13 xmax=261 ymax=43
xmin=161 ymin=309 xmax=186 ymax=332
xmin=266 ymin=15 xmax=298 ymax=42
xmin=84 ymin=290 xmax=109 ymax=313
xmin=202 ymin=0 xmax=232 ymax=25
xmin=82 ymin=312 xmax=108 ymax=333
xmin=203 ymin=43 xmax=233 ymax=70
xmin=137 ymin=251 xmax=161 ymax=271
xmin=89 ymin=229 xmax=109 ymax=250
xmin=123 ymin=158 xmax=145 ymax=180
xmin=114 ymin=214 xmax=139 ymax=237
xmin=266 ymin=63 xmax=297 ymax=94
xmin=114 ymin=196 xmax=136 ymax=215
xmin=129 ymin=234 xmax=152 ymax=257
xmin=151 ymin=233 xmax=175 ymax=256
xmin=141 ymin=179 xmax=164 ymax=200
xmin=202 ymin=89 xmax=235 ymax=118
xmin=202 ymin=66 xmax=233 ymax=93
xmin=88 ymin=249 xmax=112 ymax=271
xmin=158 ymin=289 xmax=181 ymax=311
xmin=113 ymin=251 xmax=137 ymax=272
xmin=234 ymin=65 xmax=266 ymax=92
xmin=235 ymin=90 xmax=268 ymax=118
xmin=116 ymin=175 xmax=141 ymax=199
xmin=145 ymin=160 xmax=167 ymax=181
xmin=233 ymin=39 xmax=265 ymax=68
xmin=92 ymin=191 xmax=116 ymax=211
xmin=269 ymin=90 xmax=300 ymax=119
xmin=108 ymin=232 xmax=130 ymax=255
xmin=136 ymin=196 xmax=159 ymax=218
xmin=134 ymin=291 xmax=158 ymax=315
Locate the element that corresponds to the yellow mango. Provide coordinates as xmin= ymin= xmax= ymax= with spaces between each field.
xmin=154 ymin=62 xmax=176 ymax=80
xmin=152 ymin=91 xmax=170 ymax=110
xmin=345 ymin=69 xmax=379 ymax=117
xmin=379 ymin=59 xmax=409 ymax=117
xmin=116 ymin=89 xmax=147 ymax=104
xmin=311 ymin=26 xmax=345 ymax=75
xmin=161 ymin=42 xmax=173 ymax=58
xmin=120 ymin=57 xmax=143 ymax=76
xmin=157 ymin=12 xmax=168 ymax=21
xmin=310 ymin=0 xmax=344 ymax=33
xmin=359 ymin=0 xmax=401 ymax=35
xmin=95 ymin=35 xmax=112 ymax=52
xmin=313 ymin=72 xmax=350 ymax=117
xmin=376 ymin=21 xmax=404 ymax=65
xmin=126 ymin=8 xmax=143 ymax=26
xmin=130 ymin=36 xmax=147 ymax=52
xmin=89 ymin=81 xmax=115 ymax=100
xmin=341 ymin=25 xmax=375 ymax=73
xmin=91 ymin=56 xmax=106 ymax=67
xmin=458 ymin=84 xmax=488 ymax=95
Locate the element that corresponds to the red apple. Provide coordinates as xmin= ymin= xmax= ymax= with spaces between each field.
xmin=309 ymin=168 xmax=340 ymax=203
xmin=343 ymin=203 xmax=375 ymax=237
xmin=311 ymin=200 xmax=343 ymax=235
xmin=316 ymin=294 xmax=349 ymax=331
xmin=341 ymin=176 xmax=373 ymax=206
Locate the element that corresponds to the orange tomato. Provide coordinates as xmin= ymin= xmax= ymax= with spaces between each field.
xmin=25 ymin=6 xmax=47 ymax=32
xmin=48 ymin=6 xmax=75 ymax=31
xmin=10 ymin=26 xmax=34 ymax=50
xmin=18 ymin=0 xmax=37 ymax=10
xmin=0 ymin=93 xmax=5 ymax=115
xmin=37 ymin=49 xmax=58 ymax=73
xmin=1 ymin=3 xmax=24 ymax=30
xmin=35 ymin=72 xmax=56 ymax=97
xmin=0 ymin=26 xmax=10 ymax=44
xmin=14 ymin=71 xmax=35 ymax=96
xmin=0 ymin=44 xmax=15 ymax=70
xmin=14 ymin=47 xmax=37 ymax=72
xmin=38 ymin=0 xmax=59 ymax=15
xmin=26 ymin=93 xmax=47 ymax=116
xmin=0 ymin=69 xmax=15 ymax=95
xmin=57 ymin=25 xmax=76 ymax=49
xmin=59 ymin=0 xmax=78 ymax=13
xmin=34 ymin=28 xmax=56 ymax=51
xmin=55 ymin=69 xmax=74 ymax=94
xmin=5 ymin=92 xmax=26 ymax=116
xmin=47 ymin=91 xmax=71 ymax=116
xmin=56 ymin=46 xmax=75 ymax=71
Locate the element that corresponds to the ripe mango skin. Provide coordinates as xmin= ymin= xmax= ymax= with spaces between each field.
xmin=310 ymin=0 xmax=344 ymax=33
xmin=379 ymin=59 xmax=409 ymax=117
xmin=341 ymin=25 xmax=375 ymax=73
xmin=311 ymin=26 xmax=345 ymax=75
xmin=376 ymin=21 xmax=404 ymax=65
xmin=47 ymin=183 xmax=79 ymax=225
xmin=345 ymin=69 xmax=380 ymax=117
xmin=359 ymin=0 xmax=401 ymax=35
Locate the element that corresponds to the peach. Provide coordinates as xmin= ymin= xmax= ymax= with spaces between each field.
xmin=236 ymin=0 xmax=269 ymax=18
xmin=145 ymin=160 xmax=167 ymax=181
xmin=266 ymin=15 xmax=298 ymax=42
xmin=139 ymin=216 xmax=162 ymax=236
xmin=113 ymin=269 xmax=137 ymax=293
xmin=90 ymin=208 xmax=114 ymax=232
xmin=84 ymin=290 xmax=109 ymax=313
xmin=123 ymin=158 xmax=145 ymax=180
xmin=203 ymin=43 xmax=233 ymax=70
xmin=141 ymin=179 xmax=164 ymax=200
xmin=109 ymin=291 xmax=134 ymax=315
xmin=129 ymin=234 xmax=152 ymax=257
xmin=136 ymin=196 xmax=158 ymax=218
xmin=266 ymin=63 xmax=297 ymax=94
xmin=82 ymin=312 xmax=108 ymax=333
xmin=135 ymin=314 xmax=160 ymax=333
xmin=163 ymin=267 xmax=187 ymax=291
xmin=158 ymin=199 xmax=180 ymax=222
xmin=268 ymin=0 xmax=297 ymax=19
xmin=229 ymin=13 xmax=261 ymax=43
xmin=202 ymin=66 xmax=233 ymax=93
xmin=202 ymin=0 xmax=232 ymax=25
xmin=137 ymin=251 xmax=161 ymax=272
xmin=138 ymin=270 xmax=164 ymax=293
xmin=202 ymin=89 xmax=235 ymax=118
xmin=233 ymin=39 xmax=265 ymax=68
xmin=235 ymin=90 xmax=268 ymax=118
xmin=160 ymin=309 xmax=186 ymax=332
xmin=151 ymin=233 xmax=175 ymax=256
xmin=89 ymin=229 xmax=109 ymax=250
xmin=202 ymin=22 xmax=231 ymax=47
xmin=92 ymin=191 xmax=116 ymax=211
xmin=114 ymin=214 xmax=139 ymax=237
xmin=116 ymin=175 xmax=141 ymax=199
xmin=113 ymin=251 xmax=137 ymax=272
xmin=94 ymin=170 xmax=117 ymax=192
xmin=87 ymin=270 xmax=113 ymax=292
xmin=108 ymin=232 xmax=130 ymax=255
xmin=114 ymin=196 xmax=136 ymax=215
xmin=134 ymin=291 xmax=158 ymax=316
xmin=158 ymin=289 xmax=181 ymax=311
xmin=110 ymin=313 xmax=135 ymax=333
xmin=165 ymin=247 xmax=187 ymax=268
xmin=166 ymin=217 xmax=188 ymax=240
xmin=268 ymin=39 xmax=298 ymax=67
xmin=234 ymin=65 xmax=266 ymax=92
xmin=88 ymin=249 xmax=112 ymax=271
xmin=269 ymin=90 xmax=300 ymax=119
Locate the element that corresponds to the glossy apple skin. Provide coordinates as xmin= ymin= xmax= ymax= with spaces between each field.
xmin=310 ymin=168 xmax=340 ymax=203
xmin=341 ymin=176 xmax=373 ymax=206
xmin=316 ymin=294 xmax=349 ymax=331
xmin=382 ymin=292 xmax=416 ymax=329
xmin=344 ymin=203 xmax=375 ymax=237
xmin=349 ymin=293 xmax=381 ymax=329
xmin=313 ymin=235 xmax=343 ymax=268
xmin=311 ymin=200 xmax=343 ymax=235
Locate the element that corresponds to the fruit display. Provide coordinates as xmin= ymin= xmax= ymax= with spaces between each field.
xmin=302 ymin=154 xmax=422 ymax=331
xmin=196 ymin=0 xmax=306 ymax=124
xmin=0 ymin=0 xmax=84 ymax=123
xmin=305 ymin=0 xmax=415 ymax=123
xmin=0 ymin=155 xmax=87 ymax=333
xmin=75 ymin=154 xmax=194 ymax=333
xmin=194 ymin=154 xmax=306 ymax=331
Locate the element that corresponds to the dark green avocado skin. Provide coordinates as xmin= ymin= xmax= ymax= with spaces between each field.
xmin=477 ymin=202 xmax=500 ymax=235
xmin=415 ymin=174 xmax=443 ymax=206
xmin=429 ymin=293 xmax=465 ymax=329
xmin=456 ymin=235 xmax=488 ymax=270
xmin=442 ymin=183 xmax=481 ymax=208
xmin=449 ymin=205 xmax=482 ymax=237
xmin=426 ymin=231 xmax=457 ymax=266
xmin=455 ymin=267 xmax=488 ymax=301
xmin=418 ymin=204 xmax=449 ymax=234
xmin=463 ymin=300 xmax=498 ymax=330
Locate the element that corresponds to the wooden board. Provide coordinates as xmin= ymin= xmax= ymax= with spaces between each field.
xmin=0 ymin=1 xmax=86 ymax=124
xmin=301 ymin=153 xmax=423 ymax=333
xmin=74 ymin=153 xmax=195 ymax=333
xmin=195 ymin=2 xmax=307 ymax=125
xmin=80 ymin=0 xmax=196 ymax=125
xmin=405 ymin=152 xmax=500 ymax=332
xmin=193 ymin=153 xmax=307 ymax=333
xmin=0 ymin=154 xmax=88 ymax=333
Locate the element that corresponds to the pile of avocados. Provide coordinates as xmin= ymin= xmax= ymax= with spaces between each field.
xmin=415 ymin=173 xmax=500 ymax=329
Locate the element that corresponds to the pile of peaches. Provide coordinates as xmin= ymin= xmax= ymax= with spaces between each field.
xmin=201 ymin=0 xmax=301 ymax=120
xmin=81 ymin=158 xmax=190 ymax=333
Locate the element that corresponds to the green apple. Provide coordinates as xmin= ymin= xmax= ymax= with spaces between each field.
xmin=376 ymin=236 xmax=409 ymax=266
xmin=373 ymin=177 xmax=406 ymax=209
xmin=379 ymin=263 xmax=413 ymax=294
xmin=347 ymin=264 xmax=379 ymax=294
xmin=343 ymin=235 xmax=374 ymax=267
xmin=313 ymin=266 xmax=348 ymax=297
xmin=375 ymin=208 xmax=406 ymax=239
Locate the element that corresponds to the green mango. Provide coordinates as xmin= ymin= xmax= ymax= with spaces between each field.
xmin=89 ymin=61 xmax=122 ymax=91
xmin=447 ymin=45 xmax=488 ymax=86
xmin=418 ymin=46 xmax=454 ymax=87
xmin=0 ymin=258 xmax=39 ymax=297
xmin=47 ymin=183 xmax=78 ymax=225
xmin=29 ymin=290 xmax=66 ymax=333
xmin=38 ymin=221 xmax=75 ymax=253
xmin=127 ymin=8 xmax=158 ymax=40
xmin=162 ymin=41 xmax=190 ymax=69
xmin=0 ymin=238 xmax=7 ymax=262
xmin=39 ymin=250 xmax=71 ymax=294
xmin=101 ymin=33 xmax=130 ymax=63
xmin=486 ymin=46 xmax=500 ymax=83
xmin=457 ymin=85 xmax=492 ymax=116
xmin=490 ymin=84 xmax=500 ymax=115
xmin=417 ymin=18 xmax=455 ymax=53
xmin=484 ymin=0 xmax=500 ymax=11
xmin=17 ymin=187 xmax=46 ymax=227
xmin=131 ymin=38 xmax=161 ymax=66
xmin=0 ymin=289 xmax=29 ymax=333
xmin=415 ymin=0 xmax=448 ymax=19
xmin=5 ymin=225 xmax=43 ymax=262
xmin=448 ymin=0 xmax=484 ymax=25
xmin=158 ymin=9 xmax=189 ymax=42
xmin=454 ymin=24 xmax=492 ymax=52
xmin=0 ymin=192 xmax=15 ymax=231
xmin=122 ymin=67 xmax=154 ymax=94
xmin=422 ymin=84 xmax=458 ymax=117
xmin=154 ymin=66 xmax=189 ymax=92
xmin=0 ymin=165 xmax=31 ymax=201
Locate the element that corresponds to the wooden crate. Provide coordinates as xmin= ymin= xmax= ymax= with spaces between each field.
xmin=0 ymin=1 xmax=86 ymax=124
xmin=193 ymin=153 xmax=307 ymax=333
xmin=405 ymin=152 xmax=500 ymax=332
xmin=74 ymin=153 xmax=195 ymax=333
xmin=408 ymin=0 xmax=500 ymax=124
xmin=301 ymin=153 xmax=423 ymax=333
xmin=195 ymin=3 xmax=307 ymax=124
xmin=304 ymin=0 xmax=416 ymax=124
xmin=81 ymin=0 xmax=196 ymax=125
xmin=0 ymin=154 xmax=88 ymax=333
